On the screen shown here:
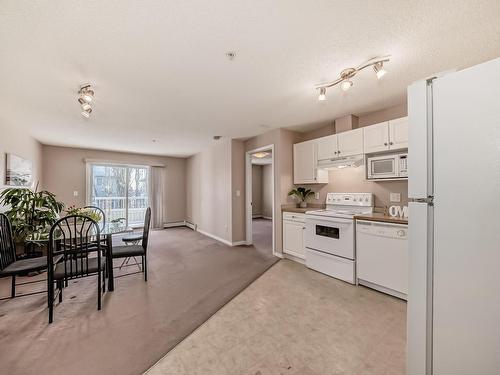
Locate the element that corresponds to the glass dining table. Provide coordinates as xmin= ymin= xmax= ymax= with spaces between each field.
xmin=25 ymin=222 xmax=132 ymax=292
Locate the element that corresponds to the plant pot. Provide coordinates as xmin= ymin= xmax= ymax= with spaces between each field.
xmin=299 ymin=202 xmax=307 ymax=208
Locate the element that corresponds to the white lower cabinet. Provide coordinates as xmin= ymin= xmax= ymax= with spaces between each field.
xmin=282 ymin=212 xmax=306 ymax=260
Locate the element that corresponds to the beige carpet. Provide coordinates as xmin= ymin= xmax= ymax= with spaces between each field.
xmin=0 ymin=227 xmax=278 ymax=375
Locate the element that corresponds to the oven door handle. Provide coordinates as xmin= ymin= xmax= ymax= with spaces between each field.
xmin=306 ymin=217 xmax=353 ymax=226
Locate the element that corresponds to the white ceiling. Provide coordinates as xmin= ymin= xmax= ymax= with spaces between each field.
xmin=1 ymin=1 xmax=500 ymax=157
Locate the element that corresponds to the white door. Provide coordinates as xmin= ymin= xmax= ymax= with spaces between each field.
xmin=293 ymin=141 xmax=316 ymax=183
xmin=432 ymin=58 xmax=500 ymax=375
xmin=389 ymin=117 xmax=409 ymax=150
xmin=283 ymin=220 xmax=305 ymax=259
xmin=337 ymin=128 xmax=363 ymax=157
xmin=316 ymin=135 xmax=338 ymax=160
xmin=363 ymin=122 xmax=389 ymax=153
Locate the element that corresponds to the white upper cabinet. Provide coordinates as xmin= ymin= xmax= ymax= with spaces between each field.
xmin=316 ymin=134 xmax=338 ymax=160
xmin=363 ymin=122 xmax=390 ymax=153
xmin=337 ymin=128 xmax=364 ymax=157
xmin=363 ymin=117 xmax=408 ymax=153
xmin=388 ymin=116 xmax=409 ymax=150
xmin=293 ymin=141 xmax=328 ymax=184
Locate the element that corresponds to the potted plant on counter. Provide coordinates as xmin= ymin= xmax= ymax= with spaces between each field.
xmin=288 ymin=187 xmax=315 ymax=208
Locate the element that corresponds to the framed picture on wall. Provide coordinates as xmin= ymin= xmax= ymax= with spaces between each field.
xmin=5 ymin=153 xmax=32 ymax=186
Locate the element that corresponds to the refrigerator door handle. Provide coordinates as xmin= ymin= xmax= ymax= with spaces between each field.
xmin=409 ymin=197 xmax=434 ymax=205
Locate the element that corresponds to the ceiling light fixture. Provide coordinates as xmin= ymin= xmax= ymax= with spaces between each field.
xmin=315 ymin=55 xmax=390 ymax=99
xmin=318 ymin=87 xmax=326 ymax=101
xmin=78 ymin=84 xmax=95 ymax=118
xmin=253 ymin=152 xmax=269 ymax=158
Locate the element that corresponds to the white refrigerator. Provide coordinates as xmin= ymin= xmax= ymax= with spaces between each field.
xmin=407 ymin=57 xmax=500 ymax=375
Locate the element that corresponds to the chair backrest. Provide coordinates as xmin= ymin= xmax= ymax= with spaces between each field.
xmin=83 ymin=205 xmax=106 ymax=231
xmin=142 ymin=207 xmax=152 ymax=251
xmin=48 ymin=215 xmax=101 ymax=279
xmin=0 ymin=213 xmax=16 ymax=271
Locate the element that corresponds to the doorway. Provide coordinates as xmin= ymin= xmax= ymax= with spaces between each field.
xmin=245 ymin=145 xmax=276 ymax=256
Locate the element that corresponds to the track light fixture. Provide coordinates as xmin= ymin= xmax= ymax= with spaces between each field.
xmin=316 ymin=56 xmax=390 ymax=100
xmin=78 ymin=84 xmax=94 ymax=118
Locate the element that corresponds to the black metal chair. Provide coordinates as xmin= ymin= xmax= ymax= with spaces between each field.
xmin=47 ymin=215 xmax=106 ymax=323
xmin=111 ymin=207 xmax=151 ymax=281
xmin=0 ymin=213 xmax=53 ymax=299
xmin=83 ymin=205 xmax=106 ymax=231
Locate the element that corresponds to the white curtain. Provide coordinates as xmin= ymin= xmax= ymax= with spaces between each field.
xmin=149 ymin=166 xmax=164 ymax=229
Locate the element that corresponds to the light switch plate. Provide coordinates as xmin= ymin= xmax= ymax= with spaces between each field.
xmin=315 ymin=192 xmax=320 ymax=200
xmin=390 ymin=192 xmax=401 ymax=202
xmin=73 ymin=191 xmax=79 ymax=197
xmin=236 ymin=190 xmax=241 ymax=197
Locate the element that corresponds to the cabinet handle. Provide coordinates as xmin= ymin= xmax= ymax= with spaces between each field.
xmin=389 ymin=142 xmax=394 ymax=145
xmin=303 ymin=227 xmax=306 ymax=230
xmin=338 ymin=150 xmax=341 ymax=154
xmin=384 ymin=142 xmax=388 ymax=146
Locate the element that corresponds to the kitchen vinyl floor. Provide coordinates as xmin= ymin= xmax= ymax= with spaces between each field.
xmin=146 ymin=260 xmax=407 ymax=375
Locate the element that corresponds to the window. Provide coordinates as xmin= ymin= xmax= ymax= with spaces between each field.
xmin=88 ymin=163 xmax=149 ymax=227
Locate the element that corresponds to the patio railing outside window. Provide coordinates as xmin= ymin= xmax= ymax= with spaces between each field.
xmin=89 ymin=164 xmax=149 ymax=227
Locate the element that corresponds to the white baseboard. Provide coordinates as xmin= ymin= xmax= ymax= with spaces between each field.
xmin=263 ymin=216 xmax=272 ymax=220
xmin=231 ymin=240 xmax=247 ymax=246
xmin=163 ymin=221 xmax=186 ymax=228
xmin=252 ymin=214 xmax=262 ymax=219
xmin=196 ymin=229 xmax=233 ymax=247
xmin=283 ymin=253 xmax=305 ymax=264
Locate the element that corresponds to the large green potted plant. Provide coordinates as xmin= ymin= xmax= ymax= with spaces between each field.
xmin=288 ymin=187 xmax=315 ymax=208
xmin=0 ymin=184 xmax=65 ymax=246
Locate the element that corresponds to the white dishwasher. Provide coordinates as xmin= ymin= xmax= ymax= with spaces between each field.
xmin=356 ymin=220 xmax=408 ymax=300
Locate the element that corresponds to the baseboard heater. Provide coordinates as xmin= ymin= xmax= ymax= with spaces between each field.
xmin=163 ymin=221 xmax=197 ymax=230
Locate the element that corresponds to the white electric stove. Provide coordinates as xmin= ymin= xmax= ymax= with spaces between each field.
xmin=304 ymin=193 xmax=373 ymax=284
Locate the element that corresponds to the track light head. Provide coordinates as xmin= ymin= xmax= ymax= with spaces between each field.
xmin=373 ymin=62 xmax=387 ymax=79
xmin=340 ymin=80 xmax=353 ymax=91
xmin=81 ymin=107 xmax=92 ymax=118
xmin=318 ymin=87 xmax=326 ymax=101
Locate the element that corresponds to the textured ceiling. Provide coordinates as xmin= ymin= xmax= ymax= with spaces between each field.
xmin=1 ymin=0 xmax=500 ymax=157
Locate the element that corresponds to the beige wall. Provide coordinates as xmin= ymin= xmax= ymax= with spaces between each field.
xmin=186 ymin=139 xmax=232 ymax=243
xmin=262 ymin=164 xmax=273 ymax=218
xmin=231 ymin=140 xmax=246 ymax=243
xmin=42 ymin=145 xmax=187 ymax=223
xmin=251 ymin=165 xmax=263 ymax=215
xmin=0 ymin=125 xmax=42 ymax=192
xmin=299 ymin=103 xmax=409 ymax=210
xmin=244 ymin=128 xmax=302 ymax=253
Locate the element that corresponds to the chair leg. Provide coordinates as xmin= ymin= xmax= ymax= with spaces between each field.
xmin=48 ymin=280 xmax=54 ymax=324
xmin=11 ymin=275 xmax=16 ymax=298
xmin=103 ymin=264 xmax=106 ymax=294
xmin=97 ymin=270 xmax=102 ymax=311
xmin=58 ymin=281 xmax=63 ymax=303
xmin=144 ymin=255 xmax=147 ymax=282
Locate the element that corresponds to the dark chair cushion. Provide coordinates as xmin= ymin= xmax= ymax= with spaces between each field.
xmin=0 ymin=256 xmax=50 ymax=277
xmin=112 ymin=245 xmax=145 ymax=258
xmin=53 ymin=257 xmax=106 ymax=280
xmin=122 ymin=234 xmax=143 ymax=243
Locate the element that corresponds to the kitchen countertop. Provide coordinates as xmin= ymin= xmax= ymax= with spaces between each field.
xmin=354 ymin=213 xmax=408 ymax=225
xmin=281 ymin=204 xmax=324 ymax=214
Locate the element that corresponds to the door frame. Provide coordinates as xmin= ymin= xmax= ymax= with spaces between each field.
xmin=245 ymin=144 xmax=276 ymax=256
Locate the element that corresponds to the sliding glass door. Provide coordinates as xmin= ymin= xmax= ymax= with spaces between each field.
xmin=89 ymin=163 xmax=149 ymax=227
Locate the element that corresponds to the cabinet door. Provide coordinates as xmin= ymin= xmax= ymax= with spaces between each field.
xmin=363 ymin=122 xmax=390 ymax=153
xmin=316 ymin=135 xmax=338 ymax=160
xmin=389 ymin=116 xmax=409 ymax=150
xmin=337 ymin=128 xmax=364 ymax=157
xmin=283 ymin=220 xmax=305 ymax=259
xmin=293 ymin=141 xmax=317 ymax=183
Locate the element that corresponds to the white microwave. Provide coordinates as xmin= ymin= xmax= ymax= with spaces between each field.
xmin=366 ymin=152 xmax=408 ymax=180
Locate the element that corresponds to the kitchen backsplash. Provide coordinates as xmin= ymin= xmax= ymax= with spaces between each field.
xmin=299 ymin=165 xmax=408 ymax=212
